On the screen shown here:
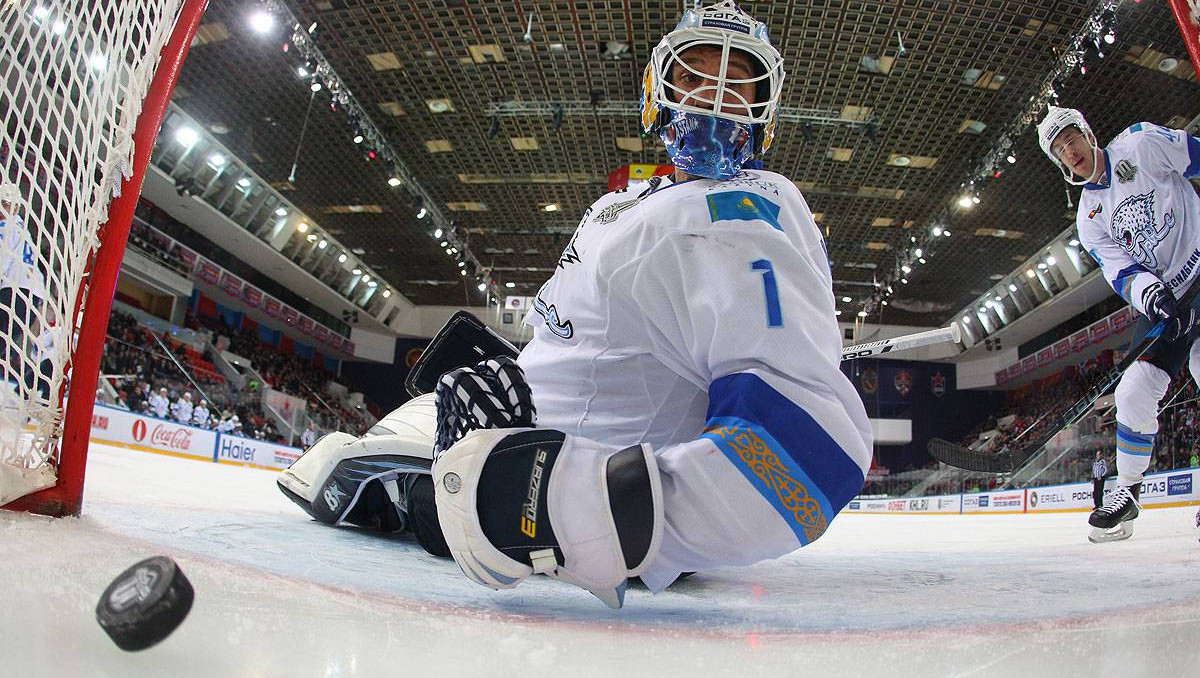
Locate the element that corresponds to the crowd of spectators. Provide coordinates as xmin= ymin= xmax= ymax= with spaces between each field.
xmin=100 ymin=311 xmax=283 ymax=442
xmin=127 ymin=219 xmax=191 ymax=277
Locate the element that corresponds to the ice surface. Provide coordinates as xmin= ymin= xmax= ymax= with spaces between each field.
xmin=2 ymin=443 xmax=1198 ymax=677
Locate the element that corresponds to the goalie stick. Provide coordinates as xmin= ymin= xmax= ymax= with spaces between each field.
xmin=841 ymin=324 xmax=961 ymax=361
xmin=928 ymin=285 xmax=1200 ymax=473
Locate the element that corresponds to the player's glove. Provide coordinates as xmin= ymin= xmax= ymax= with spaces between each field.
xmin=1142 ymin=282 xmax=1197 ymax=341
xmin=433 ymin=356 xmax=536 ymax=457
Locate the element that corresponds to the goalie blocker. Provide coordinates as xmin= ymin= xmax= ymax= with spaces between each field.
xmin=434 ymin=428 xmax=663 ymax=609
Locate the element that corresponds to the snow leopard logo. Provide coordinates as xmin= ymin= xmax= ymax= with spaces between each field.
xmin=1110 ymin=191 xmax=1171 ymax=268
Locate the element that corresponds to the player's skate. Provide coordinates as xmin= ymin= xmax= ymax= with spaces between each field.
xmin=1088 ymin=483 xmax=1140 ymax=543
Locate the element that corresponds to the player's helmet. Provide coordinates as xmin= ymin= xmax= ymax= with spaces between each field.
xmin=640 ymin=1 xmax=785 ymax=179
xmin=1037 ymin=106 xmax=1099 ymax=186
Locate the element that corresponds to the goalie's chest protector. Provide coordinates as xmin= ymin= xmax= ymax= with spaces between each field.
xmin=519 ymin=176 xmax=715 ymax=447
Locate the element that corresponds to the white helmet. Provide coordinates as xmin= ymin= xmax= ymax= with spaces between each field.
xmin=641 ymin=1 xmax=785 ymax=157
xmin=1036 ymin=106 xmax=1098 ymax=185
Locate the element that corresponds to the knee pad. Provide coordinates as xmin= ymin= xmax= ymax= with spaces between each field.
xmin=1114 ymin=360 xmax=1170 ymax=433
xmin=433 ymin=428 xmax=663 ymax=608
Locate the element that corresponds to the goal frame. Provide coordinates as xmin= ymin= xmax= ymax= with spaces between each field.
xmin=1 ymin=0 xmax=211 ymax=517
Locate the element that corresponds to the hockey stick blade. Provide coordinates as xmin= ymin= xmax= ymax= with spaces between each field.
xmin=928 ymin=285 xmax=1198 ymax=473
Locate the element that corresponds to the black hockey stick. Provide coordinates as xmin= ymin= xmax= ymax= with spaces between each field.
xmin=927 ymin=286 xmax=1199 ymax=473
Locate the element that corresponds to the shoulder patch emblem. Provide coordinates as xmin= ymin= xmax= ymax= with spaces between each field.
xmin=1115 ymin=159 xmax=1138 ymax=183
xmin=1088 ymin=203 xmax=1103 ymax=219
xmin=707 ymin=190 xmax=782 ymax=231
xmin=592 ymin=197 xmax=642 ymax=224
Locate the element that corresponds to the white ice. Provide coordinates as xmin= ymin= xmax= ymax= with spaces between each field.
xmin=2 ymin=442 xmax=1198 ymax=677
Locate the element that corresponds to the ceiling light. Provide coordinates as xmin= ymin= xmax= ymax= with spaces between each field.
xmin=477 ymin=283 xmax=487 ymax=292
xmin=445 ymin=248 xmax=453 ymax=255
xmin=338 ymin=254 xmax=347 ymax=263
xmin=1103 ymin=31 xmax=1115 ymax=45
xmin=248 ymin=10 xmax=274 ymax=35
xmin=835 ymin=310 xmax=842 ymax=316
xmin=433 ymin=228 xmax=443 ymax=238
xmin=460 ymin=270 xmax=467 ymax=276
xmin=994 ymin=295 xmax=1003 ymax=302
xmin=841 ymin=296 xmax=852 ymax=303
xmin=306 ymin=234 xmax=317 ymax=242
xmin=901 ymin=264 xmax=912 ymax=274
xmin=310 ymin=81 xmax=322 ymax=92
xmin=914 ymin=248 xmax=923 ymax=258
xmin=458 ymin=262 xmax=466 ymax=268
xmin=957 ymin=195 xmax=973 ymax=208
xmin=900 ymin=278 xmax=909 ymax=284
xmin=891 ymin=155 xmax=911 ymax=167
xmin=918 ymin=257 xmax=927 ymax=264
xmin=237 ymin=177 xmax=251 ymax=188
xmin=1008 ymin=284 xmax=1017 ymax=292
xmin=1026 ymin=269 xmax=1036 ymax=278
xmin=1006 ymin=154 xmax=1017 ymax=164
xmin=971 ymin=196 xmax=980 ymax=204
xmin=962 ymin=316 xmax=971 ymax=324
xmin=417 ymin=207 xmax=428 ymax=219
xmin=297 ymin=223 xmax=309 ymax=233
xmin=942 ymin=230 xmax=951 ymax=237
xmin=353 ymin=133 xmax=364 ymax=144
xmin=275 ymin=207 xmax=288 ymax=217
xmin=1037 ymin=263 xmax=1047 ymax=270
xmin=387 ymin=176 xmax=402 ymax=187
xmin=174 ymin=126 xmax=199 ymax=148
xmin=318 ymin=239 xmax=328 ymax=249
xmin=543 ymin=203 xmax=559 ymax=212
xmin=362 ymin=274 xmax=371 ymax=283
xmin=296 ymin=65 xmax=310 ymax=77
xmin=1045 ymin=256 xmax=1057 ymax=266
xmin=505 ymin=282 xmax=516 ymax=288
xmin=383 ymin=290 xmax=391 ymax=298
xmin=857 ymin=311 xmax=868 ymax=317
xmin=1069 ymin=239 xmax=1080 ymax=247
xmin=881 ymin=300 xmax=888 ymax=306
xmin=208 ymin=153 xmax=226 ymax=167
xmin=367 ymin=281 xmax=377 ymax=287
xmin=352 ymin=268 xmax=362 ymax=275
xmin=932 ymin=226 xmax=943 ymax=237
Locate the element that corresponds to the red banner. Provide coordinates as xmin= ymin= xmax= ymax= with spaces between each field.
xmin=219 ymin=271 xmax=243 ymax=297
xmin=1110 ymin=306 xmax=1132 ymax=333
xmin=1168 ymin=0 xmax=1200 ymax=80
xmin=176 ymin=245 xmax=197 ymax=268
xmin=1089 ymin=319 xmax=1110 ymax=343
xmin=195 ymin=257 xmax=220 ymax=284
xmin=298 ymin=316 xmax=315 ymax=335
xmin=264 ymin=296 xmax=282 ymax=318
xmin=1036 ymin=347 xmax=1053 ymax=366
xmin=1052 ymin=339 xmax=1070 ymax=359
xmin=315 ymin=326 xmax=329 ymax=342
xmin=242 ymin=285 xmax=263 ymax=308
xmin=1021 ymin=356 xmax=1037 ymax=373
xmin=282 ymin=306 xmax=300 ymax=324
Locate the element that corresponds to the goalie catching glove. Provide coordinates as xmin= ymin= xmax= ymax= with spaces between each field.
xmin=433 ymin=428 xmax=664 ymax=609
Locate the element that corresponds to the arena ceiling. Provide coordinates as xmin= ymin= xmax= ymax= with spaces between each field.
xmin=171 ymin=0 xmax=1199 ymax=325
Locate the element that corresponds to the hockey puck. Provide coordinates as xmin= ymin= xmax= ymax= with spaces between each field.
xmin=95 ymin=556 xmax=194 ymax=651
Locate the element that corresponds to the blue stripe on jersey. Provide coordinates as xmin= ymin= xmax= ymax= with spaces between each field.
xmin=699 ymin=372 xmax=864 ymax=545
xmin=1116 ymin=423 xmax=1154 ymax=456
xmin=1112 ymin=263 xmax=1148 ymax=301
xmin=1185 ymin=136 xmax=1200 ymax=178
xmin=706 ymin=191 xmax=783 ymax=231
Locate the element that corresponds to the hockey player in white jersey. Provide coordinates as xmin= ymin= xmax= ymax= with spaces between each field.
xmin=280 ymin=1 xmax=872 ymax=606
xmin=1038 ymin=106 xmax=1200 ymax=542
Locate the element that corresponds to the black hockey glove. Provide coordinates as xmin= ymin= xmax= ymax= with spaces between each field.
xmin=433 ymin=356 xmax=537 ymax=456
xmin=1142 ymin=282 xmax=1197 ymax=341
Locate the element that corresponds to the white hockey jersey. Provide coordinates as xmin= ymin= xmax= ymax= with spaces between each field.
xmin=0 ymin=214 xmax=46 ymax=296
xmin=519 ymin=170 xmax=873 ymax=590
xmin=1075 ymin=123 xmax=1200 ymax=313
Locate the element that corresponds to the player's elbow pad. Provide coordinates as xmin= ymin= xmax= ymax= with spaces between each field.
xmin=433 ymin=428 xmax=663 ymax=608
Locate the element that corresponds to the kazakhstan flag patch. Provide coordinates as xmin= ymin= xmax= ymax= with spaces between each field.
xmin=706 ymin=191 xmax=782 ymax=231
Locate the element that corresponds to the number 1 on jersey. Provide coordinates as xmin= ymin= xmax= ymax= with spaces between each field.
xmin=751 ymin=259 xmax=783 ymax=327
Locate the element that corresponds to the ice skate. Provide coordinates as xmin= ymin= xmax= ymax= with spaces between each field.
xmin=1088 ymin=484 xmax=1140 ymax=544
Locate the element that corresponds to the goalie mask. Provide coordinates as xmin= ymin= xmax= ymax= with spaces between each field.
xmin=1037 ymin=106 xmax=1100 ymax=186
xmin=640 ymin=1 xmax=785 ymax=180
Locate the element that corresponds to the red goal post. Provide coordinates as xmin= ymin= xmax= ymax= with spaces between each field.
xmin=0 ymin=0 xmax=210 ymax=516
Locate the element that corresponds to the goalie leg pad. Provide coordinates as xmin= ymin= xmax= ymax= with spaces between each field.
xmin=433 ymin=428 xmax=663 ymax=608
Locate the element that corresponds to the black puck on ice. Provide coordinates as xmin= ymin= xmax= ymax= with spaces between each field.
xmin=95 ymin=556 xmax=194 ymax=651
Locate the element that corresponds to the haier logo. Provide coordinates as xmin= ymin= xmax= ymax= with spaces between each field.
xmin=219 ymin=439 xmax=257 ymax=463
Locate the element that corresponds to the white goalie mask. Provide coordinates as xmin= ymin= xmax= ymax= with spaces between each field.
xmin=1037 ymin=106 xmax=1100 ymax=186
xmin=640 ymin=0 xmax=785 ymax=171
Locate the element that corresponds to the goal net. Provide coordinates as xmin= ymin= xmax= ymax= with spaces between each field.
xmin=0 ymin=0 xmax=207 ymax=515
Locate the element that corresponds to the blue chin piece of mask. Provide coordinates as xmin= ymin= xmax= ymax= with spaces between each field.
xmin=659 ymin=112 xmax=755 ymax=180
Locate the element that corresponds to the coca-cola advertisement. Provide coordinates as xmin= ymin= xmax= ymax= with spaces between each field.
xmin=96 ymin=405 xmax=216 ymax=461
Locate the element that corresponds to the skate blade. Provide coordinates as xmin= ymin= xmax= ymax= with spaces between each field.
xmin=1088 ymin=524 xmax=1133 ymax=543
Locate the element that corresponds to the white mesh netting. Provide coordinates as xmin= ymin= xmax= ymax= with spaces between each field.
xmin=0 ymin=0 xmax=187 ymax=505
